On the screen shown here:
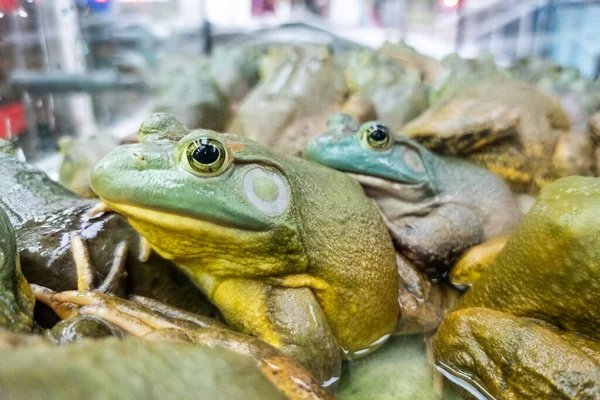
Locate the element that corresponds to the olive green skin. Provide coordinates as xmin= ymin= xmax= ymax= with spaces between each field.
xmin=90 ymin=113 xmax=399 ymax=384
xmin=0 ymin=337 xmax=286 ymax=400
xmin=154 ymin=56 xmax=231 ymax=131
xmin=343 ymin=50 xmax=428 ymax=132
xmin=304 ymin=115 xmax=520 ymax=276
xmin=404 ymin=55 xmax=594 ymax=193
xmin=0 ymin=207 xmax=34 ymax=334
xmin=0 ymin=139 xmax=214 ymax=318
xmin=229 ymin=45 xmax=348 ymax=156
xmin=510 ymin=58 xmax=600 ymax=132
xmin=434 ymin=176 xmax=600 ymax=399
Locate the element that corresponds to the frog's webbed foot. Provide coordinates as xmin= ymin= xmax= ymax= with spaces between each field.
xmin=31 ymin=233 xmax=128 ymax=318
xmin=51 ymin=291 xmax=227 ymax=338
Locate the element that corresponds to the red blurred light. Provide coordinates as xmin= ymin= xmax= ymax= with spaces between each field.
xmin=95 ymin=0 xmax=108 ymax=3
xmin=443 ymin=0 xmax=460 ymax=8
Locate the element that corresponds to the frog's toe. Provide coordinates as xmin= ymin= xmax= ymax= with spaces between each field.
xmin=78 ymin=304 xmax=155 ymax=336
xmin=70 ymin=232 xmax=95 ymax=291
xmin=96 ymin=241 xmax=128 ymax=296
xmin=54 ymin=291 xmax=213 ymax=337
xmin=138 ymin=235 xmax=152 ymax=262
xmin=30 ymin=284 xmax=77 ymax=319
xmin=87 ymin=201 xmax=114 ymax=218
xmin=130 ymin=295 xmax=226 ymax=329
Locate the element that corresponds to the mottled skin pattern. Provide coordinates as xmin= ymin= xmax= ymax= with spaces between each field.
xmin=0 ymin=139 xmax=214 ymax=318
xmin=0 ymin=208 xmax=34 ymax=333
xmin=90 ymin=113 xmax=399 ymax=384
xmin=435 ymin=309 xmax=600 ymax=400
xmin=403 ymin=55 xmax=594 ymax=193
xmin=342 ymin=50 xmax=428 ymax=132
xmin=304 ymin=114 xmax=520 ymax=277
xmin=229 ymin=45 xmax=347 ymax=156
xmin=434 ymin=177 xmax=600 ymax=399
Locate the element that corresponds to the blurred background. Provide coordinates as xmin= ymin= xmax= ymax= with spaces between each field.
xmin=1 ymin=0 xmax=599 ymax=173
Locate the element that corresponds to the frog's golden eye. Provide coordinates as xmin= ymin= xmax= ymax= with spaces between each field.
xmin=362 ymin=124 xmax=392 ymax=150
xmin=182 ymin=138 xmax=229 ymax=176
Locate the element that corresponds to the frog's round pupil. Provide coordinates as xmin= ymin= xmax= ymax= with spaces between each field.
xmin=369 ymin=127 xmax=388 ymax=142
xmin=192 ymin=144 xmax=220 ymax=165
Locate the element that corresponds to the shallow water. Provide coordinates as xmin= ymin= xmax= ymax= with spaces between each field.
xmin=336 ymin=335 xmax=462 ymax=399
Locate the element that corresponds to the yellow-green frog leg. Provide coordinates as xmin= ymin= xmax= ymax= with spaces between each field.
xmin=210 ymin=278 xmax=342 ymax=386
xmin=449 ymin=235 xmax=508 ymax=290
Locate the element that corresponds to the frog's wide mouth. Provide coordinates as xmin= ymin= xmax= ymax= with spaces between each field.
xmin=101 ymin=200 xmax=265 ymax=234
xmin=346 ymin=172 xmax=424 ymax=192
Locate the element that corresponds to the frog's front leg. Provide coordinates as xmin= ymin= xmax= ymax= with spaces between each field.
xmin=387 ymin=204 xmax=485 ymax=277
xmin=211 ymin=278 xmax=342 ymax=387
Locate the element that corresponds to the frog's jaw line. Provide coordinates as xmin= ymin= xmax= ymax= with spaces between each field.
xmin=346 ymin=172 xmax=418 ymax=191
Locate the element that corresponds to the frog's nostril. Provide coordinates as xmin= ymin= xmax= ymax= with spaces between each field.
xmin=132 ymin=152 xmax=146 ymax=162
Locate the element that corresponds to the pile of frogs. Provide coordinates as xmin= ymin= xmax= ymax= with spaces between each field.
xmin=3 ymin=41 xmax=600 ymax=400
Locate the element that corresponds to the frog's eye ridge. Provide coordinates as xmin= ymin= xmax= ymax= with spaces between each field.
xmin=183 ymin=138 xmax=229 ymax=176
xmin=363 ymin=124 xmax=392 ymax=150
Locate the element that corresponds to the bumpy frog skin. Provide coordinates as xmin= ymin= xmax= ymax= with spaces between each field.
xmin=90 ymin=113 xmax=399 ymax=384
xmin=229 ymin=45 xmax=347 ymax=156
xmin=304 ymin=114 xmax=520 ymax=276
xmin=403 ymin=54 xmax=595 ymax=193
xmin=434 ymin=176 xmax=600 ymax=399
xmin=0 ymin=208 xmax=34 ymax=333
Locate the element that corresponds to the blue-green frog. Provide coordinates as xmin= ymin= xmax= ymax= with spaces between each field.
xmin=304 ymin=114 xmax=521 ymax=277
xmin=78 ymin=113 xmax=399 ymax=385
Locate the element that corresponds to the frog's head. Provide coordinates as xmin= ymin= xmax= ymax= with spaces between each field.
xmin=304 ymin=114 xmax=440 ymax=214
xmin=91 ymin=113 xmax=307 ymax=281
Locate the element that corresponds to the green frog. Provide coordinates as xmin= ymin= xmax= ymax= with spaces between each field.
xmin=342 ymin=50 xmax=428 ymax=132
xmin=434 ymin=176 xmax=600 ymax=399
xmin=0 ymin=207 xmax=34 ymax=334
xmin=229 ymin=45 xmax=347 ymax=156
xmin=83 ymin=113 xmax=399 ymax=385
xmin=0 ymin=139 xmax=214 ymax=321
xmin=403 ymin=54 xmax=594 ymax=193
xmin=304 ymin=114 xmax=520 ymax=277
